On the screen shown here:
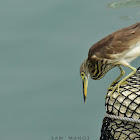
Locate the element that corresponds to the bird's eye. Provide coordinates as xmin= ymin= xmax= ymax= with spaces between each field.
xmin=81 ymin=72 xmax=85 ymax=78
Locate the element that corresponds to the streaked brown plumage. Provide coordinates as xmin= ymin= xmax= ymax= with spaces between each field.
xmin=80 ymin=22 xmax=140 ymax=102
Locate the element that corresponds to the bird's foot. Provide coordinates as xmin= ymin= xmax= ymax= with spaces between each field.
xmin=108 ymin=81 xmax=128 ymax=99
xmin=108 ymin=81 xmax=127 ymax=90
xmin=106 ymin=86 xmax=115 ymax=99
xmin=121 ymin=81 xmax=128 ymax=85
xmin=108 ymin=82 xmax=117 ymax=91
xmin=108 ymin=86 xmax=115 ymax=91
xmin=106 ymin=84 xmax=117 ymax=99
xmin=108 ymin=86 xmax=114 ymax=90
xmin=109 ymin=84 xmax=120 ymax=99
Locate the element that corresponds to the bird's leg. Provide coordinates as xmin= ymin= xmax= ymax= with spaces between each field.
xmin=108 ymin=65 xmax=125 ymax=90
xmin=111 ymin=65 xmax=137 ymax=96
xmin=117 ymin=65 xmax=137 ymax=93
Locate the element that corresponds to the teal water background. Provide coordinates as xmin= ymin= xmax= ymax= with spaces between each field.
xmin=0 ymin=0 xmax=140 ymax=140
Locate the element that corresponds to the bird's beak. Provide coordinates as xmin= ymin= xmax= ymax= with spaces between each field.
xmin=83 ymin=77 xmax=88 ymax=103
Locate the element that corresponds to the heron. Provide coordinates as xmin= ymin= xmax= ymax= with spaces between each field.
xmin=80 ymin=22 xmax=140 ymax=103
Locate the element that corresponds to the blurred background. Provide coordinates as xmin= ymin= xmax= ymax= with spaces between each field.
xmin=0 ymin=0 xmax=140 ymax=139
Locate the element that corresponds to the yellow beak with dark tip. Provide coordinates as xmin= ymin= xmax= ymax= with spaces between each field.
xmin=80 ymin=72 xmax=88 ymax=103
xmin=83 ymin=77 xmax=88 ymax=103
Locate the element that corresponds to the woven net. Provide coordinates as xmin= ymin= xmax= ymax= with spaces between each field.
xmin=100 ymin=67 xmax=140 ymax=140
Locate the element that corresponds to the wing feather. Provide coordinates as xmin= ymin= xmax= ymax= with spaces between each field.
xmin=88 ymin=22 xmax=140 ymax=61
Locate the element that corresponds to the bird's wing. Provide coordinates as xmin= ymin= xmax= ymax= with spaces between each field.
xmin=88 ymin=22 xmax=140 ymax=61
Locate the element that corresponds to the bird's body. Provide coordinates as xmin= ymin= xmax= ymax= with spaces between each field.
xmin=80 ymin=22 xmax=140 ymax=102
xmin=88 ymin=23 xmax=140 ymax=67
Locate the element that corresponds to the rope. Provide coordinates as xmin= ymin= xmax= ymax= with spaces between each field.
xmin=105 ymin=113 xmax=140 ymax=124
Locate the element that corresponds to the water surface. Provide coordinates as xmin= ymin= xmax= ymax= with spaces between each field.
xmin=0 ymin=0 xmax=140 ymax=140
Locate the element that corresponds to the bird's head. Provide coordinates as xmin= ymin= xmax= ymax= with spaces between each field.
xmin=80 ymin=59 xmax=89 ymax=103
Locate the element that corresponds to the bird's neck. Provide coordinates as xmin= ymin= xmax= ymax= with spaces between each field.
xmin=83 ymin=59 xmax=90 ymax=75
xmin=87 ymin=59 xmax=115 ymax=80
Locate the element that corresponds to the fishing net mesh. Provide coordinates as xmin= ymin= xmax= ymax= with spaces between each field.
xmin=100 ymin=67 xmax=140 ymax=140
